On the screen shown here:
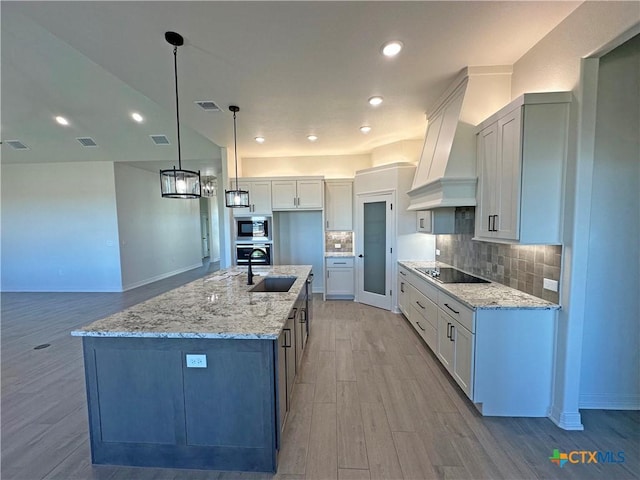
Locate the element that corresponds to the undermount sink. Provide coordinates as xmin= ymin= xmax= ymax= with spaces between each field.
xmin=249 ymin=276 xmax=297 ymax=293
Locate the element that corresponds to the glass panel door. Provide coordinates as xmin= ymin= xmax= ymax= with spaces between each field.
xmin=356 ymin=192 xmax=393 ymax=310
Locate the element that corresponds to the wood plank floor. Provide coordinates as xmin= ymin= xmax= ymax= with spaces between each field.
xmin=2 ymin=269 xmax=639 ymax=480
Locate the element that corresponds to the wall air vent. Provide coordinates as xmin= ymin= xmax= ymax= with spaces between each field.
xmin=77 ymin=137 xmax=98 ymax=147
xmin=6 ymin=140 xmax=29 ymax=150
xmin=195 ymin=100 xmax=221 ymax=112
xmin=150 ymin=134 xmax=170 ymax=145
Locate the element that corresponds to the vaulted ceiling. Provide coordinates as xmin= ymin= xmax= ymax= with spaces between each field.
xmin=1 ymin=1 xmax=581 ymax=175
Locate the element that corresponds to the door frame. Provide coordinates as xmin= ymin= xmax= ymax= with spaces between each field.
xmin=355 ymin=190 xmax=396 ymax=310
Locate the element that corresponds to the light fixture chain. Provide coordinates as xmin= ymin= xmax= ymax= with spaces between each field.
xmin=173 ymin=45 xmax=182 ymax=170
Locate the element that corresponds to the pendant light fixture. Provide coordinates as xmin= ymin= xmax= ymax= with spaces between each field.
xmin=225 ymin=105 xmax=250 ymax=208
xmin=160 ymin=31 xmax=201 ymax=199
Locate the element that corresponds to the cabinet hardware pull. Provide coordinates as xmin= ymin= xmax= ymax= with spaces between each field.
xmin=416 ymin=301 xmax=425 ymax=309
xmin=283 ymin=328 xmax=291 ymax=348
xmin=416 ymin=321 xmax=426 ymax=331
xmin=449 ymin=325 xmax=455 ymax=342
xmin=288 ymin=308 xmax=297 ymax=320
xmin=488 ymin=215 xmax=492 ymax=232
xmin=399 ymin=270 xmax=406 ymax=276
xmin=419 ymin=218 xmax=424 ymax=229
xmin=446 ymin=322 xmax=451 ymax=339
xmin=444 ymin=303 xmax=460 ymax=315
xmin=494 ymin=214 xmax=499 ymax=231
xmin=333 ymin=262 xmax=347 ymax=265
xmin=300 ymin=309 xmax=307 ymax=322
xmin=400 ymin=282 xmax=404 ymax=293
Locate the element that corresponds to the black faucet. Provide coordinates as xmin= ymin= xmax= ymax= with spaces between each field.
xmin=247 ymin=248 xmax=265 ymax=285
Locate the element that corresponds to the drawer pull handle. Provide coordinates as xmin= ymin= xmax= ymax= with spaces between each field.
xmin=416 ymin=321 xmax=426 ymax=332
xmin=449 ymin=324 xmax=455 ymax=342
xmin=446 ymin=322 xmax=451 ymax=339
xmin=416 ymin=301 xmax=425 ymax=310
xmin=400 ymin=282 xmax=405 ymax=293
xmin=288 ymin=308 xmax=297 ymax=320
xmin=333 ymin=262 xmax=347 ymax=265
xmin=400 ymin=271 xmax=407 ymax=276
xmin=444 ymin=303 xmax=459 ymax=315
xmin=283 ymin=328 xmax=292 ymax=348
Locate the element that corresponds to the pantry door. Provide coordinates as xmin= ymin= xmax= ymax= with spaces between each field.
xmin=355 ymin=192 xmax=394 ymax=310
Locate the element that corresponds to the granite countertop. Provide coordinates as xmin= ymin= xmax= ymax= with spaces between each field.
xmin=71 ymin=265 xmax=312 ymax=340
xmin=399 ymin=261 xmax=560 ymax=310
xmin=325 ymin=252 xmax=355 ymax=257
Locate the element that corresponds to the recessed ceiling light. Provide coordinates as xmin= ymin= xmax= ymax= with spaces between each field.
xmin=360 ymin=125 xmax=372 ymax=134
xmin=55 ymin=116 xmax=69 ymax=126
xmin=381 ymin=40 xmax=403 ymax=57
xmin=131 ymin=112 xmax=144 ymax=123
xmin=368 ymin=96 xmax=383 ymax=106
xmin=307 ymin=135 xmax=318 ymax=142
xmin=255 ymin=136 xmax=265 ymax=144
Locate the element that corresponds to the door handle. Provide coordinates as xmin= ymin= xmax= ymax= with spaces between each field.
xmin=449 ymin=324 xmax=455 ymax=342
xmin=446 ymin=322 xmax=451 ymax=339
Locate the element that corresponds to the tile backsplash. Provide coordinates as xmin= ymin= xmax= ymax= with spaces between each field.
xmin=436 ymin=207 xmax=561 ymax=303
xmin=325 ymin=231 xmax=354 ymax=253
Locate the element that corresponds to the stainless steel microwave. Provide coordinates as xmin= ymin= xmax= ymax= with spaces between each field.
xmin=236 ymin=217 xmax=270 ymax=241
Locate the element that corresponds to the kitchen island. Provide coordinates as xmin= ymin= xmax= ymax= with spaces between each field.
xmin=72 ymin=265 xmax=313 ymax=473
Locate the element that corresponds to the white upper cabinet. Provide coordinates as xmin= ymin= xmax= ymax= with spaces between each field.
xmin=416 ymin=208 xmax=456 ymax=234
xmin=474 ymin=92 xmax=571 ymax=244
xmin=231 ymin=180 xmax=272 ymax=216
xmin=272 ymin=178 xmax=323 ymax=210
xmin=325 ymin=180 xmax=353 ymax=230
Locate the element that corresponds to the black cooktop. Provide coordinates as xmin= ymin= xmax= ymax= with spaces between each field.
xmin=415 ymin=267 xmax=489 ymax=284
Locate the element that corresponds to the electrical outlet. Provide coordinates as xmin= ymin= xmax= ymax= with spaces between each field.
xmin=334 ymin=243 xmax=342 ymax=249
xmin=543 ymin=278 xmax=559 ymax=292
xmin=186 ymin=354 xmax=207 ymax=368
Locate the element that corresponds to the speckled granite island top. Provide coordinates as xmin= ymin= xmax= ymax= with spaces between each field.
xmin=71 ymin=265 xmax=312 ymax=339
xmin=399 ymin=261 xmax=559 ymax=310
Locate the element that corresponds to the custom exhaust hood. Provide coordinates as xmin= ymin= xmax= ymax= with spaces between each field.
xmin=407 ymin=66 xmax=512 ymax=211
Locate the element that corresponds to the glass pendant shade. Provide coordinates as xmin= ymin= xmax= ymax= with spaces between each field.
xmin=225 ymin=188 xmax=250 ymax=207
xmin=160 ymin=167 xmax=201 ymax=198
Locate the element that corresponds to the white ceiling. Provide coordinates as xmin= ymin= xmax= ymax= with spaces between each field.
xmin=1 ymin=1 xmax=582 ymax=176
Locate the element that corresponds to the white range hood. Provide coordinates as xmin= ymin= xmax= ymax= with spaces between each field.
xmin=407 ymin=66 xmax=512 ymax=211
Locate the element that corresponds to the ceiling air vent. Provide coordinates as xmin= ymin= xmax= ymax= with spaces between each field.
xmin=195 ymin=100 xmax=221 ymax=112
xmin=5 ymin=140 xmax=29 ymax=150
xmin=77 ymin=137 xmax=98 ymax=147
xmin=150 ymin=135 xmax=170 ymax=145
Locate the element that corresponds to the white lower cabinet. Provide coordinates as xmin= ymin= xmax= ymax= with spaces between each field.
xmin=397 ymin=263 xmax=556 ymax=417
xmin=325 ymin=257 xmax=354 ymax=299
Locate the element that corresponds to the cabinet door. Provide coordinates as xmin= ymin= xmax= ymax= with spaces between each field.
xmin=437 ymin=310 xmax=455 ymax=372
xmin=452 ymin=322 xmax=475 ymax=398
xmin=277 ymin=332 xmax=287 ymax=434
xmin=398 ymin=278 xmax=410 ymax=315
xmin=475 ymin=124 xmax=498 ymax=238
xmin=326 ymin=268 xmax=354 ymax=295
xmin=416 ymin=211 xmax=432 ymax=233
xmin=231 ymin=181 xmax=253 ymax=216
xmin=326 ymin=182 xmax=353 ymax=230
xmin=495 ymin=108 xmax=523 ymax=241
xmin=250 ymin=181 xmax=272 ymax=215
xmin=297 ymin=180 xmax=323 ymax=209
xmin=272 ymin=181 xmax=298 ymax=210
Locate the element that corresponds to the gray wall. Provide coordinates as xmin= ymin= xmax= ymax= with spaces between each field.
xmin=1 ymin=162 xmax=122 ymax=292
xmin=578 ymin=35 xmax=640 ymax=409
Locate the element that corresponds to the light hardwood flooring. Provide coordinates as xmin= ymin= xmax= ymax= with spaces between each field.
xmin=2 ymin=268 xmax=639 ymax=480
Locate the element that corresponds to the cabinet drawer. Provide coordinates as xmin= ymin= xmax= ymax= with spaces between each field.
xmin=326 ymin=257 xmax=354 ymax=268
xmin=411 ymin=275 xmax=439 ymax=304
xmin=438 ymin=291 xmax=474 ymax=333
xmin=409 ymin=287 xmax=438 ymax=330
xmin=409 ymin=306 xmax=437 ymax=352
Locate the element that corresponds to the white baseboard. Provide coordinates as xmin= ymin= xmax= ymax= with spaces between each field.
xmin=579 ymin=393 xmax=640 ymax=410
xmin=122 ymin=263 xmax=202 ymax=291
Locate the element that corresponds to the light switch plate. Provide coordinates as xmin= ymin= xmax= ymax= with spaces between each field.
xmin=435 ymin=249 xmax=441 ymax=256
xmin=543 ymin=278 xmax=559 ymax=292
